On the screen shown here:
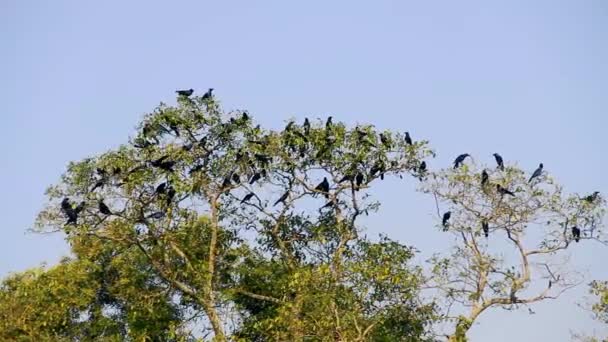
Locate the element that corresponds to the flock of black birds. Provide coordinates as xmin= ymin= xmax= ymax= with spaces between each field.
xmin=59 ymin=88 xmax=599 ymax=246
xmin=442 ymin=153 xmax=599 ymax=243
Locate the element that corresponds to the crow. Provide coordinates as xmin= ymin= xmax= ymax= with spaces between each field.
xmin=325 ymin=116 xmax=333 ymax=130
xmin=404 ymin=132 xmax=413 ymax=145
xmin=303 ymin=118 xmax=311 ymax=135
xmin=529 ymin=163 xmax=544 ymax=183
xmin=481 ymin=170 xmax=489 ymax=186
xmin=493 ymin=153 xmax=504 ymax=170
xmin=442 ymin=211 xmax=451 ymax=229
xmin=355 ymin=173 xmax=364 ymax=188
xmin=202 ymin=88 xmax=214 ymax=100
xmin=583 ymin=191 xmax=600 ymax=203
xmin=453 ymin=154 xmax=470 ymax=169
xmin=155 ymin=182 xmax=167 ymax=194
xmin=232 ymin=172 xmax=241 ymax=184
xmin=419 ymin=161 xmax=427 ymax=173
xmin=482 ymin=220 xmax=489 ymax=238
xmin=166 ymin=187 xmax=176 ymax=204
xmin=176 ymin=89 xmax=194 ymax=97
xmin=274 ymin=191 xmax=289 ymax=206
xmin=241 ymin=192 xmax=255 ymax=204
xmin=496 ymin=184 xmax=515 ymax=196
xmin=572 ymin=226 xmax=581 ymax=243
xmin=241 ymin=111 xmax=250 ymax=122
xmin=370 ymin=162 xmax=385 ymax=178
xmin=315 ymin=177 xmax=330 ymax=196
xmin=98 ymin=200 xmax=112 ymax=215
xmin=285 ymin=121 xmax=294 ymax=132
xmin=249 ymin=172 xmax=262 ymax=185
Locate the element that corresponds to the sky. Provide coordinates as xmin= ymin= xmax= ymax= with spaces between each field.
xmin=1 ymin=1 xmax=607 ymax=340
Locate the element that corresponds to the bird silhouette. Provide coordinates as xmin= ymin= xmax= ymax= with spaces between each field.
xmin=176 ymin=89 xmax=194 ymax=97
xmin=98 ymin=200 xmax=112 ymax=215
xmin=482 ymin=220 xmax=489 ymax=238
xmin=370 ymin=161 xmax=385 ymax=178
xmin=453 ymin=154 xmax=470 ymax=169
xmin=241 ymin=192 xmax=255 ymax=204
xmin=221 ymin=177 xmax=232 ymax=190
xmin=155 ymin=182 xmax=167 ymax=194
xmin=232 ymin=172 xmax=241 ymax=184
xmin=442 ymin=211 xmax=451 ymax=229
xmin=404 ymin=132 xmax=413 ymax=145
xmin=241 ymin=111 xmax=250 ymax=122
xmin=572 ymin=226 xmax=581 ymax=243
xmin=496 ymin=184 xmax=515 ymax=196
xmin=315 ymin=177 xmax=330 ymax=197
xmin=303 ymin=118 xmax=310 ymax=135
xmin=166 ymin=187 xmax=176 ymax=205
xmin=202 ymin=88 xmax=214 ymax=100
xmin=529 ymin=163 xmax=544 ymax=183
xmin=481 ymin=170 xmax=489 ymax=186
xmin=325 ymin=116 xmax=333 ymax=130
xmin=493 ymin=153 xmax=504 ymax=170
xmin=61 ymin=198 xmax=81 ymax=225
xmin=274 ymin=191 xmax=289 ymax=206
xmin=355 ymin=173 xmax=364 ymax=188
xmin=584 ymin=191 xmax=600 ymax=203
xmin=380 ymin=133 xmax=391 ymax=149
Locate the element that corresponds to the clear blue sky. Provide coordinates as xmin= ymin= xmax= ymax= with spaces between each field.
xmin=2 ymin=1 xmax=607 ymax=340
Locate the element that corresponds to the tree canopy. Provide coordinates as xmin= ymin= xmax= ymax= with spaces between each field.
xmin=1 ymin=90 xmax=605 ymax=341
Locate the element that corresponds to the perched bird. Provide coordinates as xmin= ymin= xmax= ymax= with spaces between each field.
xmin=274 ymin=191 xmax=289 ymax=206
xmin=155 ymin=182 xmax=168 ymax=194
xmin=285 ymin=121 xmax=295 ymax=131
xmin=315 ymin=177 xmax=330 ymax=197
xmin=583 ymin=191 xmax=600 ymax=203
xmin=453 ymin=154 xmax=470 ymax=169
xmin=326 ymin=116 xmax=333 ymax=130
xmin=249 ymin=172 xmax=262 ymax=185
xmin=404 ymin=132 xmax=413 ymax=145
xmin=202 ymin=88 xmax=214 ymax=100
xmin=529 ymin=163 xmax=544 ymax=183
xmin=370 ymin=161 xmax=385 ymax=178
xmin=493 ymin=153 xmax=504 ymax=170
xmin=166 ymin=187 xmax=176 ymax=204
xmin=496 ymin=184 xmax=515 ymax=196
xmin=232 ymin=172 xmax=241 ymax=184
xmin=176 ymin=89 xmax=194 ymax=97
xmin=61 ymin=198 xmax=85 ymax=225
xmin=419 ymin=161 xmax=427 ymax=173
xmin=355 ymin=173 xmax=364 ymax=188
xmin=572 ymin=226 xmax=581 ymax=243
xmin=380 ymin=133 xmax=391 ymax=149
xmin=241 ymin=192 xmax=255 ymax=204
xmin=481 ymin=170 xmax=489 ymax=186
xmin=303 ymin=118 xmax=311 ymax=135
xmin=241 ymin=111 xmax=250 ymax=122
xmin=442 ymin=211 xmax=452 ymax=228
xmin=482 ymin=220 xmax=489 ymax=238
xmin=221 ymin=177 xmax=232 ymax=190
xmin=98 ymin=200 xmax=112 ymax=215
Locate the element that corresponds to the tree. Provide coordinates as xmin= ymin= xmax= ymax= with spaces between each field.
xmin=422 ymin=160 xmax=606 ymax=341
xmin=26 ymin=91 xmax=437 ymax=340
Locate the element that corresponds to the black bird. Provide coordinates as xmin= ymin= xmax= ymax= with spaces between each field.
xmin=493 ymin=153 xmax=504 ymax=170
xmin=98 ymin=200 xmax=112 ymax=215
xmin=370 ymin=162 xmax=385 ymax=178
xmin=404 ymin=132 xmax=413 ymax=145
xmin=442 ymin=211 xmax=451 ymax=228
xmin=529 ymin=163 xmax=544 ymax=183
xmin=482 ymin=220 xmax=489 ymax=238
xmin=232 ymin=172 xmax=241 ymax=184
xmin=241 ymin=111 xmax=250 ymax=122
xmin=315 ymin=177 xmax=330 ymax=196
xmin=572 ymin=226 xmax=581 ymax=243
xmin=481 ymin=170 xmax=489 ymax=186
xmin=285 ymin=121 xmax=294 ymax=131
xmin=380 ymin=133 xmax=391 ymax=149
xmin=61 ymin=198 xmax=85 ymax=225
xmin=176 ymin=89 xmax=194 ymax=97
xmin=241 ymin=192 xmax=255 ymax=204
xmin=584 ymin=191 xmax=600 ymax=203
xmin=419 ymin=161 xmax=427 ymax=173
xmin=326 ymin=116 xmax=333 ymax=130
xmin=496 ymin=184 xmax=515 ymax=196
xmin=338 ymin=174 xmax=354 ymax=183
xmin=355 ymin=173 xmax=364 ymax=188
xmin=249 ymin=172 xmax=262 ymax=185
xmin=202 ymin=88 xmax=214 ymax=100
xmin=274 ymin=191 xmax=289 ymax=206
xmin=453 ymin=154 xmax=470 ymax=169
xmin=221 ymin=177 xmax=232 ymax=190
xmin=166 ymin=187 xmax=176 ymax=204
xmin=155 ymin=182 xmax=168 ymax=194
xmin=303 ymin=118 xmax=311 ymax=135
